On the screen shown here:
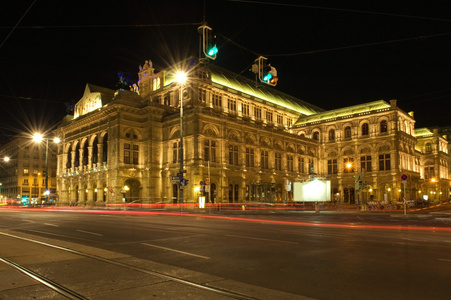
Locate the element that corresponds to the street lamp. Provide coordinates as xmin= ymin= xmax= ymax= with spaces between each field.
xmin=176 ymin=71 xmax=187 ymax=209
xmin=33 ymin=133 xmax=60 ymax=205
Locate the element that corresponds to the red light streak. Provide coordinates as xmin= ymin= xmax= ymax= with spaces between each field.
xmin=1 ymin=205 xmax=450 ymax=232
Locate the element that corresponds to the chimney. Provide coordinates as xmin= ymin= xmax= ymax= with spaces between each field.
xmin=390 ymin=99 xmax=397 ymax=108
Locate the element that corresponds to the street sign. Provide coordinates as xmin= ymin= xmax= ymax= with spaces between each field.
xmin=205 ymin=178 xmax=210 ymax=185
xmin=172 ymin=176 xmax=179 ymax=183
xmin=200 ymin=180 xmax=204 ymax=186
xmin=401 ymin=174 xmax=408 ymax=181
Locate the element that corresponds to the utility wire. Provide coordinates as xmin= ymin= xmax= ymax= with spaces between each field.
xmin=219 ymin=31 xmax=451 ymax=57
xmin=0 ymin=95 xmax=67 ymax=104
xmin=0 ymin=0 xmax=37 ymax=49
xmin=0 ymin=23 xmax=202 ymax=30
xmin=227 ymin=0 xmax=451 ymax=23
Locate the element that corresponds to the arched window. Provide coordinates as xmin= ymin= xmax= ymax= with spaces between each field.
xmin=344 ymin=126 xmax=351 ymax=139
xmin=92 ymin=137 xmax=98 ymax=165
xmin=425 ymin=143 xmax=432 ymax=154
xmin=102 ymin=134 xmax=108 ymax=163
xmin=328 ymin=129 xmax=335 ymax=141
xmin=312 ymin=131 xmax=319 ymax=141
xmin=361 ymin=123 xmax=369 ymax=136
xmin=74 ymin=143 xmax=80 ymax=168
xmin=82 ymin=141 xmax=89 ymax=166
xmin=380 ymin=120 xmax=388 ymax=133
xmin=66 ymin=145 xmax=72 ymax=169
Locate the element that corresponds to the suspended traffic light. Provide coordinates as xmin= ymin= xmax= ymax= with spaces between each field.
xmin=198 ymin=24 xmax=218 ymax=60
xmin=252 ymin=56 xmax=278 ymax=86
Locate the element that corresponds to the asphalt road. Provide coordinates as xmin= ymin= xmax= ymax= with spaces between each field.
xmin=1 ymin=209 xmax=450 ymax=299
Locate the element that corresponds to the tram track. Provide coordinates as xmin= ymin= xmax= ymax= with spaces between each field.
xmin=0 ymin=231 xmax=259 ymax=300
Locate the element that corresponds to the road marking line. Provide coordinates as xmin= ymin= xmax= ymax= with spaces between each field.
xmin=438 ymin=258 xmax=451 ymax=262
xmin=142 ymin=243 xmax=210 ymax=259
xmin=44 ymin=223 xmax=59 ymax=227
xmin=76 ymin=230 xmax=103 ymax=236
xmin=226 ymin=234 xmax=298 ymax=245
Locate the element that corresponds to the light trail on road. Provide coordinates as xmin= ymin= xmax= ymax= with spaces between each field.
xmin=2 ymin=207 xmax=451 ymax=232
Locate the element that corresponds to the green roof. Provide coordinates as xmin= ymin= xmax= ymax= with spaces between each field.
xmin=208 ymin=64 xmax=323 ymax=116
xmin=164 ymin=60 xmax=324 ymax=116
xmin=414 ymin=127 xmax=433 ymax=137
xmin=295 ymin=100 xmax=391 ymax=125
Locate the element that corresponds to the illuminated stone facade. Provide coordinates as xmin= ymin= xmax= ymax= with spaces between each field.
xmin=52 ymin=59 xmax=450 ymax=206
xmin=0 ymin=137 xmax=58 ymax=204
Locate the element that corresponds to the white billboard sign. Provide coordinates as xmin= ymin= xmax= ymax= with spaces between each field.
xmin=293 ymin=179 xmax=331 ymax=202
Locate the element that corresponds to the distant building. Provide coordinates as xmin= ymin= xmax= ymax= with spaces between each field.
xmin=0 ymin=137 xmax=58 ymax=205
xmin=30 ymin=58 xmax=450 ymax=206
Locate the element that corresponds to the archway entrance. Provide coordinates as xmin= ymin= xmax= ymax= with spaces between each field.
xmin=124 ymin=178 xmax=141 ymax=203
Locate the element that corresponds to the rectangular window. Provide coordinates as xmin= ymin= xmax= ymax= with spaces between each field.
xmin=229 ymin=145 xmax=239 ymax=165
xmin=204 ymin=140 xmax=216 ymax=162
xmin=242 ymin=103 xmax=250 ymax=116
xmin=298 ymin=157 xmax=305 ymax=173
xmin=133 ymin=151 xmax=139 ymax=164
xmin=261 ymin=150 xmax=269 ymax=169
xmin=328 ymin=159 xmax=338 ymax=174
xmin=277 ymin=114 xmax=283 ymax=126
xmin=424 ymin=166 xmax=434 ymax=179
xmin=23 ymin=179 xmax=29 ymax=185
xmin=275 ymin=153 xmax=282 ymax=171
xmin=164 ymin=94 xmax=170 ymax=106
xmin=24 ymin=168 xmax=29 ymax=175
xmin=246 ymin=148 xmax=254 ymax=167
xmin=228 ymin=98 xmax=237 ymax=112
xmin=361 ymin=156 xmax=372 ymax=172
xmin=287 ymin=155 xmax=294 ymax=172
xmin=379 ymin=154 xmax=391 ymax=171
xmin=213 ymin=94 xmax=222 ymax=107
xmin=254 ymin=107 xmax=262 ymax=120
xmin=287 ymin=118 xmax=293 ymax=127
xmin=199 ymin=88 xmax=206 ymax=102
xmin=266 ymin=111 xmax=273 ymax=123
xmin=124 ymin=150 xmax=130 ymax=164
xmin=308 ymin=159 xmax=314 ymax=173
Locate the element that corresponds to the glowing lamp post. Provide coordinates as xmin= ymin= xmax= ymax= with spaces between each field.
xmin=33 ymin=134 xmax=60 ymax=205
xmin=176 ymin=71 xmax=187 ymax=209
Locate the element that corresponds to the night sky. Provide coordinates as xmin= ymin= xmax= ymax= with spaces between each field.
xmin=1 ymin=0 xmax=450 ymax=142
